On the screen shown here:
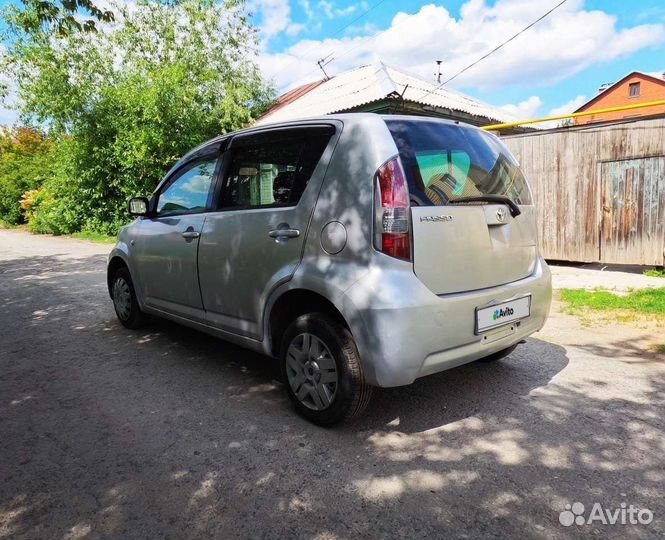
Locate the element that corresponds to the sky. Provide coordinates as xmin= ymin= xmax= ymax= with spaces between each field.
xmin=2 ymin=0 xmax=665 ymax=125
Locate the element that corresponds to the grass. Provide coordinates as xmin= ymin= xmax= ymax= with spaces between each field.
xmin=651 ymin=344 xmax=665 ymax=354
xmin=644 ymin=269 xmax=665 ymax=278
xmin=560 ymin=287 xmax=665 ymax=315
xmin=1 ymin=220 xmax=115 ymax=243
xmin=70 ymin=230 xmax=117 ymax=244
xmin=0 ymin=220 xmax=29 ymax=231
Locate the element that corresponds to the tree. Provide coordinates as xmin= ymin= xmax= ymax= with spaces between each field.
xmin=9 ymin=0 xmax=114 ymax=35
xmin=2 ymin=0 xmax=274 ymax=234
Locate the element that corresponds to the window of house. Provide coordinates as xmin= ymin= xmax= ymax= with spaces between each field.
xmin=629 ymin=82 xmax=640 ymax=98
xmin=220 ymin=127 xmax=333 ymax=209
xmin=157 ymin=158 xmax=218 ymax=215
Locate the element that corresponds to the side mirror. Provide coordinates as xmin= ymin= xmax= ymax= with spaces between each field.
xmin=128 ymin=197 xmax=150 ymax=216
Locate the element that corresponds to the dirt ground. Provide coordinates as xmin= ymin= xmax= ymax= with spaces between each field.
xmin=0 ymin=228 xmax=663 ymax=540
xmin=549 ymin=264 xmax=665 ymax=293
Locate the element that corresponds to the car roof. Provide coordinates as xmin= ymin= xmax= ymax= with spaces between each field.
xmin=172 ymin=113 xmax=481 ymax=175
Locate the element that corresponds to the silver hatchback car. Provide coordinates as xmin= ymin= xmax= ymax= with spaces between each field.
xmin=108 ymin=114 xmax=552 ymax=425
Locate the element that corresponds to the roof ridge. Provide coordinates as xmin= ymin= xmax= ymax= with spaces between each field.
xmin=374 ymin=61 xmax=399 ymax=97
xmin=384 ymin=64 xmax=466 ymax=101
xmin=384 ymin=65 xmax=495 ymax=105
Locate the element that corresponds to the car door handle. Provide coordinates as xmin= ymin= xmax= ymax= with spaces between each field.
xmin=268 ymin=228 xmax=300 ymax=239
xmin=182 ymin=231 xmax=200 ymax=239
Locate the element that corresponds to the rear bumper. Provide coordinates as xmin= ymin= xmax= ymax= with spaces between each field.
xmin=344 ymin=257 xmax=552 ymax=387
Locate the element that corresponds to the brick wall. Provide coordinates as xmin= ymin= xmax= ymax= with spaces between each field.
xmin=575 ymin=73 xmax=665 ymax=125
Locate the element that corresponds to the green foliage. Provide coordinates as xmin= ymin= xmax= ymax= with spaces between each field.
xmin=8 ymin=0 xmax=114 ymax=36
xmin=70 ymin=230 xmax=117 ymax=243
xmin=2 ymin=0 xmax=274 ymax=235
xmin=21 ymin=189 xmax=83 ymax=235
xmin=0 ymin=126 xmax=55 ymax=224
xmin=644 ymin=269 xmax=665 ymax=278
xmin=560 ymin=288 xmax=665 ymax=315
xmin=0 ymin=218 xmax=18 ymax=228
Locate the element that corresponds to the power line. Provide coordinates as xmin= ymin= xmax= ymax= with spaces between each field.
xmin=319 ymin=4 xmax=413 ymax=74
xmin=273 ymin=0 xmax=392 ymax=87
xmin=324 ymin=0 xmax=391 ymax=43
xmin=416 ymin=0 xmax=569 ymax=101
xmin=323 ymin=27 xmax=379 ymax=68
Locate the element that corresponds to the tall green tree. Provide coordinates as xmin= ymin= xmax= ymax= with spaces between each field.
xmin=10 ymin=0 xmax=114 ymax=35
xmin=2 ymin=0 xmax=274 ymax=234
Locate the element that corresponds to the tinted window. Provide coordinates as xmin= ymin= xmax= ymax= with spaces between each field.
xmin=157 ymin=158 xmax=218 ymax=215
xmin=386 ymin=120 xmax=532 ymax=206
xmin=220 ymin=128 xmax=333 ymax=209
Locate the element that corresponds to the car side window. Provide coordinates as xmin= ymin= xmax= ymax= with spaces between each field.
xmin=220 ymin=127 xmax=333 ymax=210
xmin=156 ymin=158 xmax=218 ymax=216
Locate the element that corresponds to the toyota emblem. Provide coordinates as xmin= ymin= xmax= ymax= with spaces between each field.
xmin=496 ymin=207 xmax=506 ymax=222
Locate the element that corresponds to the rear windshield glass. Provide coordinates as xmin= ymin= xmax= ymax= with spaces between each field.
xmin=386 ymin=120 xmax=532 ymax=206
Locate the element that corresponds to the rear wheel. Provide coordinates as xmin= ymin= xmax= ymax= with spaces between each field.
xmin=111 ymin=266 xmax=147 ymax=329
xmin=477 ymin=343 xmax=519 ymax=363
xmin=280 ymin=313 xmax=372 ymax=426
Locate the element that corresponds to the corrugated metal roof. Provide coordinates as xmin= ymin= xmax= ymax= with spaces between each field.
xmin=256 ymin=63 xmax=519 ymax=126
xmin=260 ymin=79 xmax=326 ymax=118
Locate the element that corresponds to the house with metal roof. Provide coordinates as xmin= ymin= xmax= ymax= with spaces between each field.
xmin=256 ymin=63 xmax=525 ymax=132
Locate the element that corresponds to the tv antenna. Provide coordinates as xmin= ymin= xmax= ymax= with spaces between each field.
xmin=317 ymin=54 xmax=334 ymax=80
xmin=435 ymin=60 xmax=443 ymax=84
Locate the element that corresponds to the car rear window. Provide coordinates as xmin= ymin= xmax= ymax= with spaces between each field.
xmin=385 ymin=120 xmax=532 ymax=206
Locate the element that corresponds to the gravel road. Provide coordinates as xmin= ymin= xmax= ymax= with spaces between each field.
xmin=1 ymin=229 xmax=663 ymax=540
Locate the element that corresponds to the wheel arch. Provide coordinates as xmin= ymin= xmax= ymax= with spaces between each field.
xmin=267 ymin=288 xmax=350 ymax=358
xmin=107 ymin=255 xmax=129 ymax=298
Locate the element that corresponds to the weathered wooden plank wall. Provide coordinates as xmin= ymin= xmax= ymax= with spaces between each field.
xmin=502 ymin=117 xmax=665 ymax=265
xmin=600 ymin=157 xmax=665 ymax=265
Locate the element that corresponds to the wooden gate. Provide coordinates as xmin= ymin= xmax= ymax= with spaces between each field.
xmin=600 ymin=157 xmax=665 ymax=266
xmin=503 ymin=117 xmax=665 ymax=265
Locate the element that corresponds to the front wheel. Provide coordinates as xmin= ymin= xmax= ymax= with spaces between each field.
xmin=111 ymin=266 xmax=147 ymax=329
xmin=280 ymin=313 xmax=372 ymax=426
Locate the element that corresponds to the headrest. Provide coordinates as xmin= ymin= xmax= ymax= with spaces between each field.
xmin=273 ymin=171 xmax=298 ymax=203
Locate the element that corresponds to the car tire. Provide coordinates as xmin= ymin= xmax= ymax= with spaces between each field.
xmin=280 ymin=313 xmax=372 ymax=426
xmin=477 ymin=343 xmax=519 ymax=363
xmin=111 ymin=266 xmax=147 ymax=329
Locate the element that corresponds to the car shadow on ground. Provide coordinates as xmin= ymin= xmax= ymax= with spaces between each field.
xmin=109 ymin=314 xmax=572 ymax=434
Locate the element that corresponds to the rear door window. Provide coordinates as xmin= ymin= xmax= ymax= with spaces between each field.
xmin=220 ymin=127 xmax=334 ymax=210
xmin=386 ymin=120 xmax=532 ymax=206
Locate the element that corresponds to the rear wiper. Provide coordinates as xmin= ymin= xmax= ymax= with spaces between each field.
xmin=447 ymin=195 xmax=521 ymax=217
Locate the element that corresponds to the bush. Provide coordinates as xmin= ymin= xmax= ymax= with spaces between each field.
xmin=0 ymin=127 xmax=54 ymax=225
xmin=21 ymin=187 xmax=81 ymax=234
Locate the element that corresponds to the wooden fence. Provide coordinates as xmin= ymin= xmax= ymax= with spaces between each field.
xmin=502 ymin=116 xmax=665 ymax=266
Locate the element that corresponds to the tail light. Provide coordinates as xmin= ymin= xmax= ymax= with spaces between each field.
xmin=374 ymin=157 xmax=411 ymax=261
